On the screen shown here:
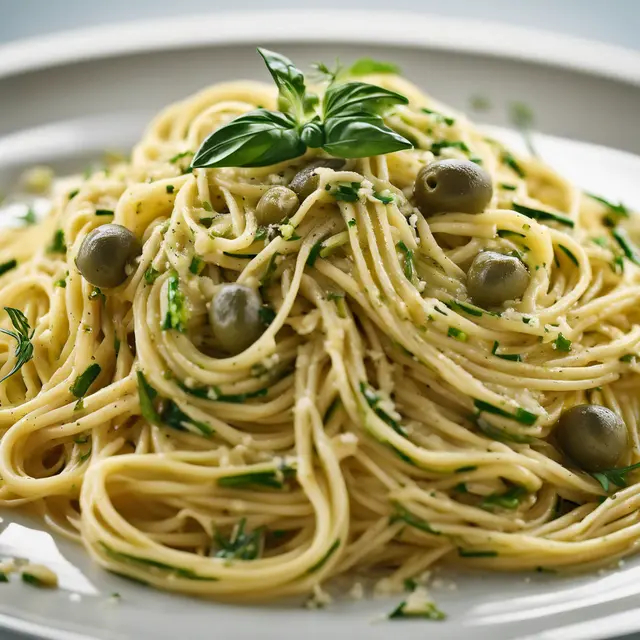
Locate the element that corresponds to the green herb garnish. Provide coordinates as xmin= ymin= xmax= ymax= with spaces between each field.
xmin=502 ymin=152 xmax=525 ymax=178
xmin=391 ymin=504 xmax=440 ymax=535
xmin=397 ymin=241 xmax=415 ymax=281
xmin=307 ymin=241 xmax=324 ymax=267
xmin=447 ymin=326 xmax=467 ymax=342
xmin=0 ymin=259 xmax=17 ymax=276
xmin=327 ymin=181 xmax=361 ymax=202
xmin=161 ymin=270 xmax=187 ymax=332
xmin=191 ymin=49 xmax=412 ymax=169
xmin=218 ymin=465 xmax=295 ymax=490
xmin=214 ymin=518 xmax=264 ymax=560
xmin=373 ymin=190 xmax=395 ymax=204
xmin=421 ymin=107 xmax=455 ymax=126
xmin=512 ymin=203 xmax=574 ymax=228
xmin=95 ymin=209 xmax=114 ymax=216
xmin=307 ymin=539 xmax=340 ymax=574
xmin=480 ymin=485 xmax=526 ymax=510
xmin=70 ymin=363 xmax=101 ymax=398
xmin=558 ymin=244 xmax=579 ymax=266
xmin=447 ymin=300 xmax=484 ymax=317
xmin=431 ymin=140 xmax=469 ymax=155
xmin=360 ymin=381 xmax=406 ymax=436
xmin=100 ymin=542 xmax=216 ymax=581
xmin=491 ymin=341 xmax=521 ymax=362
xmin=89 ymin=286 xmax=105 ymax=303
xmin=591 ymin=461 xmax=640 ymax=492
xmin=553 ymin=333 xmax=571 ymax=352
xmin=189 ymin=256 xmax=204 ymax=274
xmin=612 ymin=227 xmax=640 ymax=266
xmin=144 ymin=267 xmax=160 ymax=284
xmin=47 ymin=229 xmax=66 ymax=254
xmin=474 ymin=399 xmax=537 ymax=426
xmin=388 ymin=600 xmax=446 ymax=620
xmin=166 ymin=185 xmax=175 ymax=194
xmin=0 ymin=307 xmax=34 ymax=384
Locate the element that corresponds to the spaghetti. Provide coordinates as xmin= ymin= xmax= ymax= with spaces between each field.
xmin=1 ymin=55 xmax=640 ymax=601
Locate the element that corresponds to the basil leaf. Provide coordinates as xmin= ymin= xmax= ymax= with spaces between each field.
xmin=349 ymin=58 xmax=400 ymax=76
xmin=257 ymin=48 xmax=308 ymax=119
xmin=191 ymin=110 xmax=305 ymax=169
xmin=323 ymin=82 xmax=409 ymax=119
xmin=322 ymin=113 xmax=412 ymax=158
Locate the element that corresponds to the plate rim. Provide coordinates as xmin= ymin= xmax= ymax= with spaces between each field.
xmin=0 ymin=9 xmax=640 ymax=86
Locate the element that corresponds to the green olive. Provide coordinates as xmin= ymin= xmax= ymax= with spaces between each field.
xmin=210 ymin=283 xmax=264 ymax=355
xmin=414 ymin=159 xmax=493 ymax=215
xmin=467 ymin=251 xmax=529 ymax=308
xmin=256 ymin=187 xmax=299 ymax=225
xmin=556 ymin=404 xmax=628 ymax=472
xmin=76 ymin=224 xmax=140 ymax=288
xmin=289 ymin=158 xmax=346 ymax=201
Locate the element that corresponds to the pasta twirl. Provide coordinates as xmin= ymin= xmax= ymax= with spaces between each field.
xmin=1 ymin=70 xmax=640 ymax=600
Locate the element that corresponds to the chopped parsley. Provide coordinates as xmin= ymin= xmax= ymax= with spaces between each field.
xmin=360 ymin=381 xmax=406 ymax=436
xmin=68 ymin=189 xmax=79 ymax=200
xmin=169 ymin=151 xmax=194 ymax=164
xmin=500 ymin=183 xmax=517 ymax=191
xmin=502 ymin=152 xmax=525 ymax=178
xmin=144 ymin=267 xmax=160 ymax=284
xmin=327 ymin=181 xmax=361 ymax=202
xmin=99 ymin=542 xmax=216 ymax=581
xmin=612 ymin=227 xmax=640 ymax=266
xmin=421 ymin=107 xmax=455 ymax=126
xmin=447 ymin=326 xmax=467 ymax=342
xmin=620 ymin=354 xmax=635 ymax=363
xmin=553 ymin=333 xmax=571 ymax=352
xmin=214 ymin=518 xmax=264 ymax=560
xmin=89 ymin=287 xmax=105 ymax=303
xmin=373 ymin=190 xmax=395 ymax=204
xmin=0 ymin=259 xmax=17 ymax=276
xmin=474 ymin=399 xmax=537 ymax=426
xmin=388 ymin=599 xmax=446 ymax=621
xmin=189 ymin=256 xmax=204 ymax=274
xmin=480 ymin=485 xmax=526 ymax=510
xmin=47 ymin=229 xmax=67 ymax=254
xmin=512 ymin=202 xmax=574 ymax=228
xmin=491 ymin=341 xmax=521 ymax=362
xmin=396 ymin=241 xmax=415 ymax=281
xmin=70 ymin=363 xmax=101 ymax=398
xmin=95 ymin=209 xmax=114 ymax=216
xmin=161 ymin=271 xmax=188 ymax=332
xmin=306 ymin=241 xmax=324 ymax=267
xmin=431 ymin=140 xmax=469 ymax=155
xmin=306 ymin=539 xmax=340 ymax=574
xmin=391 ymin=504 xmax=440 ymax=535
xmin=558 ymin=245 xmax=579 ymax=266
xmin=347 ymin=218 xmax=357 ymax=227
xmin=166 ymin=185 xmax=175 ymax=194
xmin=218 ymin=466 xmax=295 ymax=490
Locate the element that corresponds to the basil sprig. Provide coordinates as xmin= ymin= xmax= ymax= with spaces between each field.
xmin=191 ymin=48 xmax=412 ymax=169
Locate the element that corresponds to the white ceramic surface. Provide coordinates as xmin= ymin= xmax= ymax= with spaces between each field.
xmin=1 ymin=13 xmax=640 ymax=640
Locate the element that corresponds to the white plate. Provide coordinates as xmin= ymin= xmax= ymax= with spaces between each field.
xmin=2 ymin=12 xmax=640 ymax=640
